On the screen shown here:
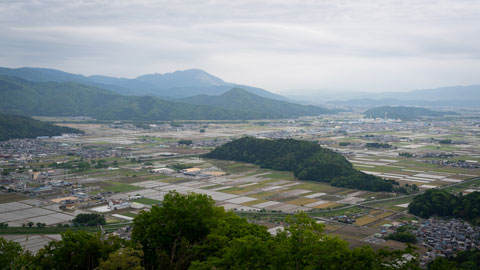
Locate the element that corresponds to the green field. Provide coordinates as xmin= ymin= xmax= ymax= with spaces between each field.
xmin=133 ymin=197 xmax=161 ymax=205
xmin=103 ymin=182 xmax=143 ymax=193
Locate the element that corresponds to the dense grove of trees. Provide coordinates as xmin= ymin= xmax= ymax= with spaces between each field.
xmin=72 ymin=213 xmax=106 ymax=226
xmin=388 ymin=226 xmax=417 ymax=244
xmin=408 ymin=189 xmax=480 ymax=225
xmin=365 ymin=142 xmax=392 ymax=149
xmin=0 ymin=113 xmax=82 ymax=141
xmin=204 ymin=137 xmax=393 ymax=192
xmin=0 ymin=192 xmax=421 ymax=270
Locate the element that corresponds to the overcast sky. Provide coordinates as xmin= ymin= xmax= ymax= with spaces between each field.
xmin=1 ymin=0 xmax=480 ymax=93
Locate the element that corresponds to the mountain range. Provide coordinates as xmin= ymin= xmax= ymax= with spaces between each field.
xmin=0 ymin=67 xmax=286 ymax=101
xmin=0 ymin=75 xmax=332 ymax=121
xmin=284 ymin=85 xmax=480 ymax=108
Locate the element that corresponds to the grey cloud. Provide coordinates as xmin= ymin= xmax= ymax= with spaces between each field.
xmin=0 ymin=0 xmax=480 ymax=91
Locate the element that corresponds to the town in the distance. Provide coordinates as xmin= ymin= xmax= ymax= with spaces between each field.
xmin=1 ymin=67 xmax=480 ymax=269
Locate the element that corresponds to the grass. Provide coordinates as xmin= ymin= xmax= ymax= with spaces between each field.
xmin=103 ymin=182 xmax=143 ymax=193
xmin=0 ymin=193 xmax=27 ymax=203
xmin=133 ymin=197 xmax=161 ymax=205
xmin=120 ymin=212 xmax=138 ymax=218
xmin=354 ymin=215 xmax=378 ymax=226
xmin=285 ymin=197 xmax=318 ymax=206
xmin=310 ymin=206 xmax=365 ymax=217
xmin=261 ymin=172 xmax=294 ymax=180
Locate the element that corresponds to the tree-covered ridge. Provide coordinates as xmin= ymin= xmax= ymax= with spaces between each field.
xmin=408 ymin=189 xmax=480 ymax=225
xmin=0 ymin=113 xmax=82 ymax=141
xmin=204 ymin=137 xmax=393 ymax=192
xmin=364 ymin=106 xmax=458 ymax=121
xmin=179 ymin=88 xmax=333 ymax=118
xmin=0 ymin=75 xmax=331 ymax=121
xmin=0 ymin=192 xmax=421 ymax=270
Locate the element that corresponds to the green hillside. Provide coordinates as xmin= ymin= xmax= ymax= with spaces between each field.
xmin=204 ymin=137 xmax=393 ymax=192
xmin=180 ymin=88 xmax=332 ymax=118
xmin=0 ymin=76 xmax=333 ymax=120
xmin=364 ymin=106 xmax=457 ymax=120
xmin=0 ymin=113 xmax=82 ymax=141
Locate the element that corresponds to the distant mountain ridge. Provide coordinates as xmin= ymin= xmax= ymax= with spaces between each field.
xmin=327 ymin=85 xmax=480 ymax=107
xmin=0 ymin=75 xmax=331 ymax=120
xmin=0 ymin=67 xmax=287 ymax=101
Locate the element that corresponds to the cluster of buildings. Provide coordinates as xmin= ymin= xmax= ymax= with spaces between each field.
xmin=416 ymin=218 xmax=480 ymax=266
xmin=421 ymin=159 xmax=480 ymax=169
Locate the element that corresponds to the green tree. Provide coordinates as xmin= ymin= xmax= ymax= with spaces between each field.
xmin=0 ymin=237 xmax=23 ymax=269
xmin=34 ymin=231 xmax=126 ymax=270
xmin=132 ymin=191 xmax=225 ymax=269
xmin=99 ymin=247 xmax=144 ymax=270
xmin=72 ymin=213 xmax=106 ymax=226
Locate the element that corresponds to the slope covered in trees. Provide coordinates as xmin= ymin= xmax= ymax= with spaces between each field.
xmin=408 ymin=189 xmax=480 ymax=225
xmin=204 ymin=137 xmax=393 ymax=192
xmin=0 ymin=75 xmax=331 ymax=120
xmin=364 ymin=106 xmax=457 ymax=121
xmin=0 ymin=113 xmax=82 ymax=141
xmin=0 ymin=192 xmax=420 ymax=270
xmin=179 ymin=88 xmax=333 ymax=118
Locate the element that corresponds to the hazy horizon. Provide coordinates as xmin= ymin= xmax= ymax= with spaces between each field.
xmin=2 ymin=0 xmax=480 ymax=93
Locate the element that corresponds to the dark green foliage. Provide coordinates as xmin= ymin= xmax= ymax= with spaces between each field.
xmin=339 ymin=142 xmax=351 ymax=146
xmin=168 ymin=163 xmax=193 ymax=171
xmin=365 ymin=106 xmax=457 ymax=121
xmin=180 ymin=88 xmax=333 ymax=118
xmin=428 ymin=249 xmax=480 ymax=270
xmin=331 ymin=171 xmax=393 ymax=192
xmin=178 ymin=139 xmax=193 ymax=145
xmin=0 ymin=237 xmax=24 ymax=269
xmin=50 ymin=160 xmax=91 ymax=172
xmin=0 ymin=75 xmax=333 ymax=121
xmin=0 ymin=113 xmax=82 ymax=141
xmin=366 ymin=142 xmax=392 ymax=148
xmin=204 ymin=137 xmax=393 ymax=192
xmin=399 ymin=152 xmax=413 ymax=158
xmin=388 ymin=227 xmax=417 ymax=243
xmin=439 ymin=139 xmax=452 ymax=144
xmin=72 ymin=213 xmax=106 ymax=226
xmin=132 ymin=191 xmax=227 ymax=269
xmin=34 ymin=231 xmax=127 ymax=270
xmin=409 ymin=190 xmax=480 ymax=224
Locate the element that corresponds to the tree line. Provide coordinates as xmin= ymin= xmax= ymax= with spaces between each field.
xmin=204 ymin=137 xmax=393 ymax=192
xmin=408 ymin=189 xmax=480 ymax=225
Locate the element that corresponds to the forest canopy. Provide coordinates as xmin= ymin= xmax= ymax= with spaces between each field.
xmin=204 ymin=137 xmax=393 ymax=192
xmin=408 ymin=189 xmax=480 ymax=225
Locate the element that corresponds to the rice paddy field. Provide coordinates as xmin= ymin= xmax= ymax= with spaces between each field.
xmin=3 ymin=114 xmax=480 ymax=253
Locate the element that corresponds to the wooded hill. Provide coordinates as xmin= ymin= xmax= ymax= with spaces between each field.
xmin=180 ymin=88 xmax=332 ymax=118
xmin=204 ymin=137 xmax=393 ymax=192
xmin=0 ymin=75 xmax=332 ymax=120
xmin=0 ymin=113 xmax=82 ymax=141
xmin=408 ymin=189 xmax=480 ymax=225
